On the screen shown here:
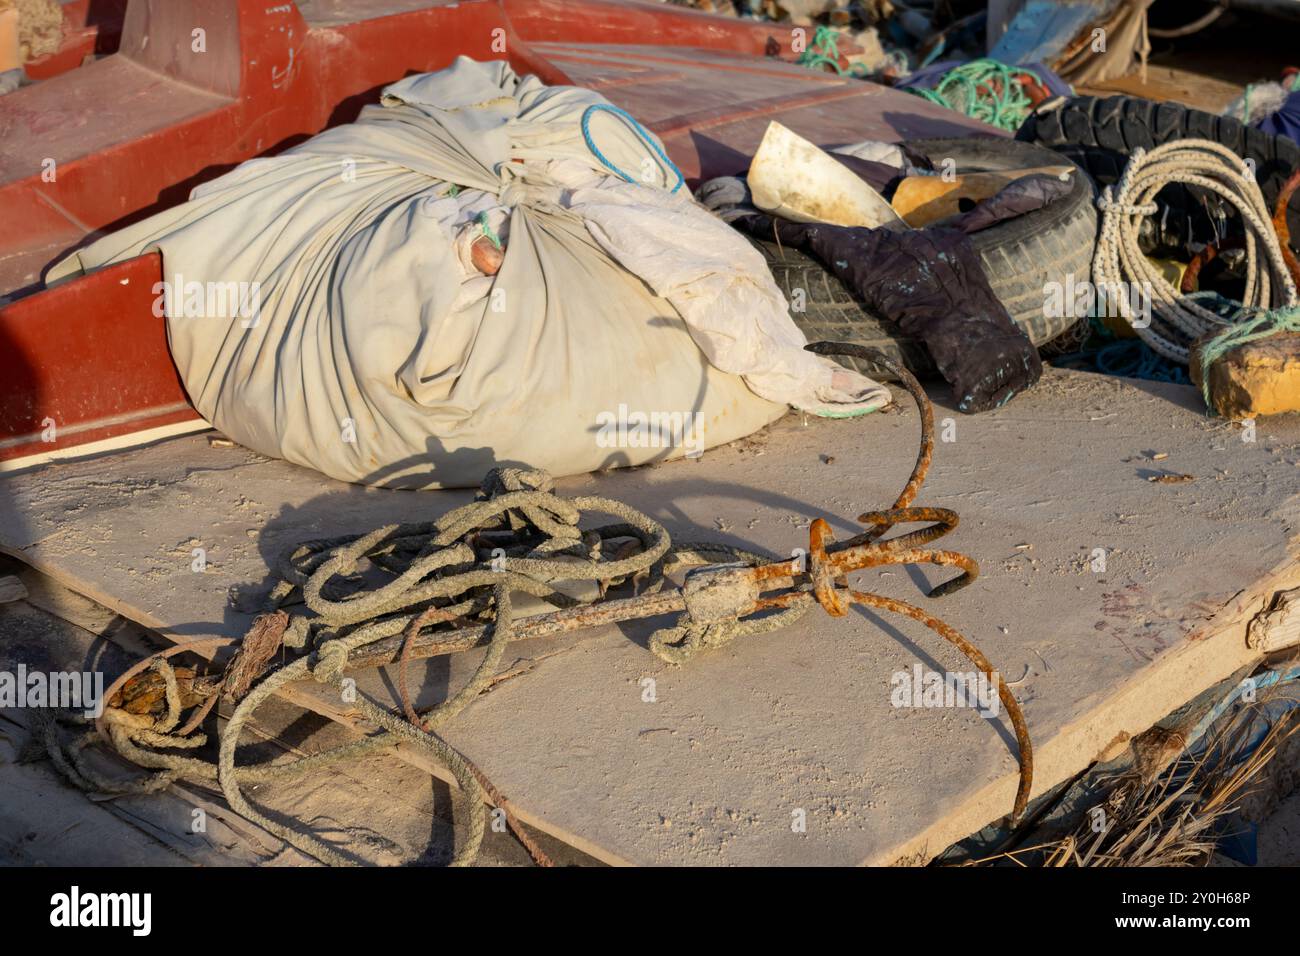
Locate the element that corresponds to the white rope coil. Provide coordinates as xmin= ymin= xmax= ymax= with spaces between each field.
xmin=1092 ymin=139 xmax=1298 ymax=363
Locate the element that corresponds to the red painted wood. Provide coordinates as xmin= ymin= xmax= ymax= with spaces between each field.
xmin=0 ymin=254 xmax=197 ymax=463
xmin=20 ymin=0 xmax=128 ymax=81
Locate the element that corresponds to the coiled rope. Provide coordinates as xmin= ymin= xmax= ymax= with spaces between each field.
xmin=1093 ymin=139 xmax=1298 ymax=365
xmin=1051 ymin=315 xmax=1190 ymax=385
xmin=35 ymin=468 xmax=812 ymax=866
xmin=796 ymin=25 xmax=870 ymax=79
xmin=907 ymin=59 xmax=1035 ymax=133
xmin=36 ymin=347 xmax=1034 ymax=860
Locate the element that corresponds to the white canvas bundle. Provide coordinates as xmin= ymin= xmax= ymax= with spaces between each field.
xmin=52 ymin=58 xmax=886 ymax=488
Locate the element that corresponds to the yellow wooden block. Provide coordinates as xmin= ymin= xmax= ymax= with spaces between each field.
xmin=1191 ymin=331 xmax=1300 ymax=420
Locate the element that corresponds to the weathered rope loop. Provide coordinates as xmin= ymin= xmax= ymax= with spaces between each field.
xmin=39 ymin=347 xmax=1034 ymax=857
xmin=1093 ymin=139 xmax=1299 ymax=364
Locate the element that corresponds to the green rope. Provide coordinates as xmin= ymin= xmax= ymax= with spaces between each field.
xmin=476 ymin=210 xmax=502 ymax=250
xmin=908 ymin=59 xmax=1034 ymax=132
xmin=1195 ymin=299 xmax=1300 ymax=408
xmin=797 ymin=26 xmax=870 ymax=79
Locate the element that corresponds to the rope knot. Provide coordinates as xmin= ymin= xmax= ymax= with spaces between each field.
xmin=1097 ymin=186 xmax=1158 ymax=216
xmin=283 ymin=614 xmax=313 ymax=651
xmin=648 ymin=564 xmax=760 ymax=664
xmin=648 ymin=619 xmax=743 ymax=665
xmin=479 ymin=467 xmax=555 ymax=498
xmin=498 ymin=181 xmax=527 ymax=209
xmin=312 ymin=641 xmax=349 ymax=684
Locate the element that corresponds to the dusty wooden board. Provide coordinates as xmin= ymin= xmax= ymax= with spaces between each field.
xmin=1 ymin=368 xmax=1299 ymax=865
xmin=3 ymin=545 xmax=598 ymax=863
xmin=1078 ymin=66 xmax=1244 ymax=114
xmin=0 ymin=572 xmax=590 ymax=866
xmin=0 ymin=597 xmax=306 ymax=866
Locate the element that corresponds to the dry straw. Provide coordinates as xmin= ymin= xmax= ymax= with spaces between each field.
xmin=968 ymin=679 xmax=1300 ymax=867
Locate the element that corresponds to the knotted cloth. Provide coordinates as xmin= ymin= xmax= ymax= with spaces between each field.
xmin=52 ymin=58 xmax=888 ymax=487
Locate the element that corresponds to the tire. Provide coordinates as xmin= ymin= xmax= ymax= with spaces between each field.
xmin=757 ymin=136 xmax=1098 ymax=379
xmin=762 ymin=244 xmax=936 ymax=379
xmin=1017 ymin=94 xmax=1300 ymax=251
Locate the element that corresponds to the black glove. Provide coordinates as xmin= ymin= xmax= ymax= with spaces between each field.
xmin=735 ymin=212 xmax=1041 ymax=413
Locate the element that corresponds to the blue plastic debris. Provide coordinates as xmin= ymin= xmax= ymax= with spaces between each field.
xmin=989 ymin=0 xmax=1111 ymax=66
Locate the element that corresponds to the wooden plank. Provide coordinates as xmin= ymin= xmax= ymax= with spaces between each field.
xmin=0 ymin=726 xmax=192 ymax=867
xmin=0 ymin=600 xmax=307 ymax=866
xmin=0 ymin=585 xmax=570 ymax=865
xmin=1 ymin=369 xmax=1298 ymax=864
xmin=2 ymin=533 xmax=622 ymax=864
xmin=1079 ymin=66 xmax=1244 ymax=114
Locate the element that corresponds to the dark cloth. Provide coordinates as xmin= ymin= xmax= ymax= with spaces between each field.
xmin=941 ymin=172 xmax=1073 ymax=234
xmin=830 ymin=146 xmax=934 ymax=198
xmin=735 ymin=212 xmax=1042 ymax=412
xmin=1258 ymin=89 xmax=1300 ymax=146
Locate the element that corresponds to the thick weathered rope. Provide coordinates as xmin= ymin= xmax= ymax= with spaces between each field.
xmin=1093 ymin=139 xmax=1298 ymax=363
xmin=38 ymin=344 xmax=1034 ymax=860
xmin=38 ymin=469 xmax=709 ymax=865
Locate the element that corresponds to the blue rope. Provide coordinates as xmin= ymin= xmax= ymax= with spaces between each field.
xmin=1052 ymin=316 xmax=1190 ymax=385
xmin=1094 ymin=338 xmax=1190 ymax=384
xmin=580 ymin=103 xmax=684 ymax=194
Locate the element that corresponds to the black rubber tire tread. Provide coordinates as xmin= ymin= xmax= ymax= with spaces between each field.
xmin=1017 ymin=94 xmax=1300 ymax=245
xmin=759 ymin=239 xmax=936 ymax=379
xmin=757 ymin=136 xmax=1097 ymax=380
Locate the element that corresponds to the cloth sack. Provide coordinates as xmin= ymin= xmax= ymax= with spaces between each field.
xmin=51 ymin=58 xmax=887 ymax=488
